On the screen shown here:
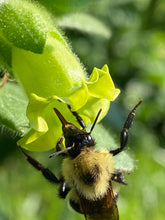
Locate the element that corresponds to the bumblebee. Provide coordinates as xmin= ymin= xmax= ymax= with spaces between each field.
xmin=21 ymin=100 xmax=142 ymax=220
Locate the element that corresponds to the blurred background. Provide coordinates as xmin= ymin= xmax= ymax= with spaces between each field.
xmin=0 ymin=0 xmax=165 ymax=219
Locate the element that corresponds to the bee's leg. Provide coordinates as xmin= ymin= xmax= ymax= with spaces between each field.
xmin=110 ymin=100 xmax=142 ymax=156
xmin=67 ymin=104 xmax=86 ymax=129
xmin=20 ymin=148 xmax=60 ymax=184
xmin=69 ymin=199 xmax=84 ymax=214
xmin=111 ymin=172 xmax=128 ymax=185
xmin=69 ymin=190 xmax=84 ymax=214
xmin=59 ymin=180 xmax=71 ymax=198
xmin=56 ymin=136 xmax=64 ymax=152
xmin=56 ymin=98 xmax=86 ymax=129
xmin=49 ymin=136 xmax=69 ymax=158
xmin=114 ymin=192 xmax=119 ymax=201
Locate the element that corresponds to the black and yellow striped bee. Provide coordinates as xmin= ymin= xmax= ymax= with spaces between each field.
xmin=21 ymin=100 xmax=142 ymax=220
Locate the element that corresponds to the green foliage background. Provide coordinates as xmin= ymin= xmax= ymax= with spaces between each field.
xmin=0 ymin=0 xmax=165 ymax=220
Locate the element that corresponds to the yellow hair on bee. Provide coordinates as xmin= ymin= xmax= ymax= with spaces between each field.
xmin=62 ymin=147 xmax=114 ymax=200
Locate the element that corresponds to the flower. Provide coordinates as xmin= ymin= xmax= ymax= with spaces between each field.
xmin=0 ymin=0 xmax=120 ymax=151
xmin=17 ymin=58 xmax=120 ymax=151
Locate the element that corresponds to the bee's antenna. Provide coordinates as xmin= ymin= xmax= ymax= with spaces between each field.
xmin=89 ymin=109 xmax=102 ymax=134
xmin=49 ymin=143 xmax=75 ymax=158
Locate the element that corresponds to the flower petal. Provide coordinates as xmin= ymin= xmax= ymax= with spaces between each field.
xmin=86 ymin=64 xmax=120 ymax=100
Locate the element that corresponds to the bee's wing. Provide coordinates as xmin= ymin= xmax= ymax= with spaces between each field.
xmin=81 ymin=186 xmax=119 ymax=220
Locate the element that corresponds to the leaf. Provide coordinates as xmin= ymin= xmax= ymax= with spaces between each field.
xmin=0 ymin=0 xmax=47 ymax=53
xmin=0 ymin=32 xmax=12 ymax=73
xmin=57 ymin=13 xmax=111 ymax=39
xmin=0 ymin=81 xmax=29 ymax=135
xmin=35 ymin=0 xmax=91 ymax=14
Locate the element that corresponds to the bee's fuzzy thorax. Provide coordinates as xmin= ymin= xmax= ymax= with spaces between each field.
xmin=62 ymin=147 xmax=114 ymax=200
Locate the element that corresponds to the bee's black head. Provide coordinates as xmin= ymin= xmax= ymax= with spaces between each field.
xmin=54 ymin=108 xmax=95 ymax=158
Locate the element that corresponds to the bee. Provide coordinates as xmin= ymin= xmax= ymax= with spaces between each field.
xmin=21 ymin=100 xmax=142 ymax=220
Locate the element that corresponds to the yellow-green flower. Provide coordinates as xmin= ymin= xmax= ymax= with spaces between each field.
xmin=0 ymin=0 xmax=120 ymax=151
xmin=16 ymin=56 xmax=120 ymax=151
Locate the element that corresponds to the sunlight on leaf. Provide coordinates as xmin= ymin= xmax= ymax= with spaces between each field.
xmin=0 ymin=81 xmax=29 ymax=134
xmin=57 ymin=13 xmax=111 ymax=39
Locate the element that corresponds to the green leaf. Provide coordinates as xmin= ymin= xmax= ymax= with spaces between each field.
xmin=0 ymin=81 xmax=29 ymax=134
xmin=0 ymin=0 xmax=47 ymax=53
xmin=0 ymin=32 xmax=12 ymax=73
xmin=36 ymin=0 xmax=91 ymax=14
xmin=57 ymin=13 xmax=111 ymax=39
